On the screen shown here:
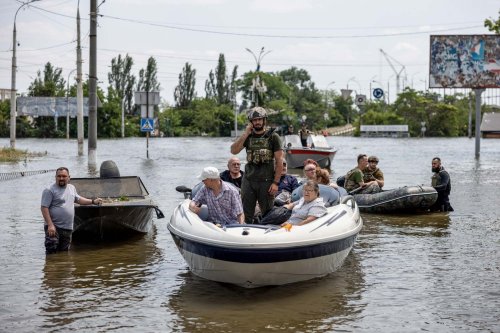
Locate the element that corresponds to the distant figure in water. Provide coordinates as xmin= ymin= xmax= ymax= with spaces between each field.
xmin=430 ymin=157 xmax=454 ymax=212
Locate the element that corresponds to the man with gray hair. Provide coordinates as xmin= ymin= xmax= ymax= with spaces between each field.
xmin=189 ymin=166 xmax=245 ymax=225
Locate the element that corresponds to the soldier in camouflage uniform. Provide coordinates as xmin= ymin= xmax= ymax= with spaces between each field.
xmin=344 ymin=154 xmax=381 ymax=194
xmin=230 ymin=107 xmax=284 ymax=223
xmin=363 ymin=155 xmax=385 ymax=189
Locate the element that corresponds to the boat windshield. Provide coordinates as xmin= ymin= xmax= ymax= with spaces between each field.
xmin=283 ymin=134 xmax=302 ymax=147
xmin=70 ymin=176 xmax=149 ymax=198
xmin=309 ymin=135 xmax=330 ymax=148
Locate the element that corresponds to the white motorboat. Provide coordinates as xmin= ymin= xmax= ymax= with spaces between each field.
xmin=283 ymin=134 xmax=337 ymax=168
xmin=167 ymin=189 xmax=362 ymax=288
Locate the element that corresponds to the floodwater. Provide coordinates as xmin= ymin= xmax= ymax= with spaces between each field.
xmin=0 ymin=136 xmax=499 ymax=332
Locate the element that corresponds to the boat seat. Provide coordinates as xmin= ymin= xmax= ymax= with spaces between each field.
xmin=291 ymin=184 xmax=347 ymax=207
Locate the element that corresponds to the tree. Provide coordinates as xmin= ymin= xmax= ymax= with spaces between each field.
xmin=28 ymin=62 xmax=65 ymax=97
xmin=108 ymin=54 xmax=136 ymax=113
xmin=484 ymin=10 xmax=500 ymax=34
xmin=174 ymin=62 xmax=197 ymax=108
xmin=204 ymin=54 xmax=238 ymax=105
xmin=137 ymin=57 xmax=160 ymax=92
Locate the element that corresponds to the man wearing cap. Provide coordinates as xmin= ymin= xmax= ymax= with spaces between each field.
xmin=189 ymin=166 xmax=245 ymax=225
xmin=363 ymin=155 xmax=384 ymax=189
xmin=230 ymin=107 xmax=284 ymax=224
xmin=344 ymin=154 xmax=381 ymax=194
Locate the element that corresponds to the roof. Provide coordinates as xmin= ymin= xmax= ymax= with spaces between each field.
xmin=480 ymin=112 xmax=500 ymax=132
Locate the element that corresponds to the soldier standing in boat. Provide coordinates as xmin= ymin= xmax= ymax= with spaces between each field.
xmin=430 ymin=157 xmax=454 ymax=212
xmin=231 ymin=107 xmax=284 ymax=224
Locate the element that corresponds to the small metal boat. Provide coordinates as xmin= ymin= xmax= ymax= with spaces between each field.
xmin=71 ymin=161 xmax=164 ymax=240
xmin=283 ymin=134 xmax=337 ymax=168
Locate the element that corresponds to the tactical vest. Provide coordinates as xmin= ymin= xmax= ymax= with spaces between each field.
xmin=246 ymin=131 xmax=274 ymax=165
xmin=344 ymin=168 xmax=361 ymax=191
xmin=363 ymin=168 xmax=377 ymax=182
xmin=432 ymin=170 xmax=451 ymax=195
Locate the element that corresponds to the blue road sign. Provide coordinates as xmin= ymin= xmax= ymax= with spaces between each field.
xmin=140 ymin=118 xmax=154 ymax=132
xmin=373 ymin=88 xmax=384 ymax=99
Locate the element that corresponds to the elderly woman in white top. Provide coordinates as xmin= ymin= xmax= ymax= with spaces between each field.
xmin=281 ymin=180 xmax=327 ymax=228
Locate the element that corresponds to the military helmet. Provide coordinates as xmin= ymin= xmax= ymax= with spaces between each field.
xmin=247 ymin=107 xmax=268 ymax=121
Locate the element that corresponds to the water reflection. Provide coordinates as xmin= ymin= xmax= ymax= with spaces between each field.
xmin=166 ymin=252 xmax=365 ymax=332
xmin=363 ymin=212 xmax=451 ymax=237
xmin=39 ymin=228 xmax=162 ymax=331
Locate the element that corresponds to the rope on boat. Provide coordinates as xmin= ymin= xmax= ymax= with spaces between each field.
xmin=0 ymin=169 xmax=56 ymax=181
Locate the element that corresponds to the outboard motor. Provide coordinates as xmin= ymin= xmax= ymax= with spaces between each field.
xmin=100 ymin=160 xmax=120 ymax=178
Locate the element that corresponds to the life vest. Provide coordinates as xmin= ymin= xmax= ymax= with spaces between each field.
xmin=363 ymin=167 xmax=378 ymax=182
xmin=246 ymin=129 xmax=275 ymax=165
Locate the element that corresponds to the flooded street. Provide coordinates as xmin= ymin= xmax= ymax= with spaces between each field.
xmin=1 ymin=136 xmax=499 ymax=332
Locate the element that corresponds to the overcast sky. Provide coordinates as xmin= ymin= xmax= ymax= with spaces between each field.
xmin=0 ymin=0 xmax=498 ymax=105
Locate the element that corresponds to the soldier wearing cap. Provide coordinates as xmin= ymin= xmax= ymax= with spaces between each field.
xmin=230 ymin=107 xmax=284 ymax=223
xmin=363 ymin=155 xmax=384 ymax=188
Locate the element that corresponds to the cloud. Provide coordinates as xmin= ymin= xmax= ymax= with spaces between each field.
xmin=250 ymin=0 xmax=315 ymax=13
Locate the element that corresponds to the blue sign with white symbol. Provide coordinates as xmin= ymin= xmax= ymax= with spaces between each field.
xmin=373 ymin=88 xmax=384 ymax=99
xmin=140 ymin=118 xmax=154 ymax=132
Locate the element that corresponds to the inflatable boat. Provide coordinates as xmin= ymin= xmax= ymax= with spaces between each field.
xmin=353 ymin=185 xmax=438 ymax=214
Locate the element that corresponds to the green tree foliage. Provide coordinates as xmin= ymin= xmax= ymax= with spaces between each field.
xmin=28 ymin=62 xmax=65 ymax=97
xmin=0 ymin=100 xmax=10 ymax=136
xmin=137 ymin=57 xmax=160 ymax=92
xmin=205 ymin=54 xmax=239 ymax=106
xmin=108 ymin=54 xmax=136 ymax=113
xmin=484 ymin=10 xmax=500 ymax=34
xmin=174 ymin=62 xmax=197 ymax=108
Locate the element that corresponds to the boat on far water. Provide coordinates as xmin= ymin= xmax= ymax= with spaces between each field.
xmin=71 ymin=161 xmax=164 ymax=240
xmin=283 ymin=134 xmax=337 ymax=169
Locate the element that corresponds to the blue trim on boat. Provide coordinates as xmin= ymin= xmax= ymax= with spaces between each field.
xmin=169 ymin=232 xmax=357 ymax=263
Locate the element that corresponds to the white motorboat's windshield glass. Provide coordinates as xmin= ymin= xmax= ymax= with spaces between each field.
xmin=284 ymin=135 xmax=302 ymax=147
xmin=310 ymin=135 xmax=330 ymax=148
xmin=70 ymin=177 xmax=148 ymax=198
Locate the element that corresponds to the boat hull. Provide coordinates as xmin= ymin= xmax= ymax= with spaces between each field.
xmin=168 ymin=198 xmax=362 ymax=287
xmin=70 ymin=176 xmax=160 ymax=240
xmin=354 ymin=185 xmax=438 ymax=214
xmin=74 ymin=200 xmax=155 ymax=239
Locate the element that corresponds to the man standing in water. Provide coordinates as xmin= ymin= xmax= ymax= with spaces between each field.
xmin=41 ymin=167 xmax=102 ymax=254
xmin=231 ymin=107 xmax=284 ymax=224
xmin=430 ymin=157 xmax=454 ymax=212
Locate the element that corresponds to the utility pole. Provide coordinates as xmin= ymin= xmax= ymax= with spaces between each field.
xmin=88 ymin=0 xmax=97 ymax=169
xmin=76 ymin=4 xmax=84 ymax=156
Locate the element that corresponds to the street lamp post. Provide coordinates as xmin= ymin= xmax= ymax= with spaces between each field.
xmin=325 ymin=81 xmax=335 ymax=110
xmin=66 ymin=69 xmax=77 ymax=139
xmin=246 ymin=47 xmax=271 ymax=107
xmin=10 ymin=0 xmax=40 ymax=149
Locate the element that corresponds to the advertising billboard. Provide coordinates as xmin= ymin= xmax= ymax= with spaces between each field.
xmin=429 ymin=35 xmax=500 ymax=88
